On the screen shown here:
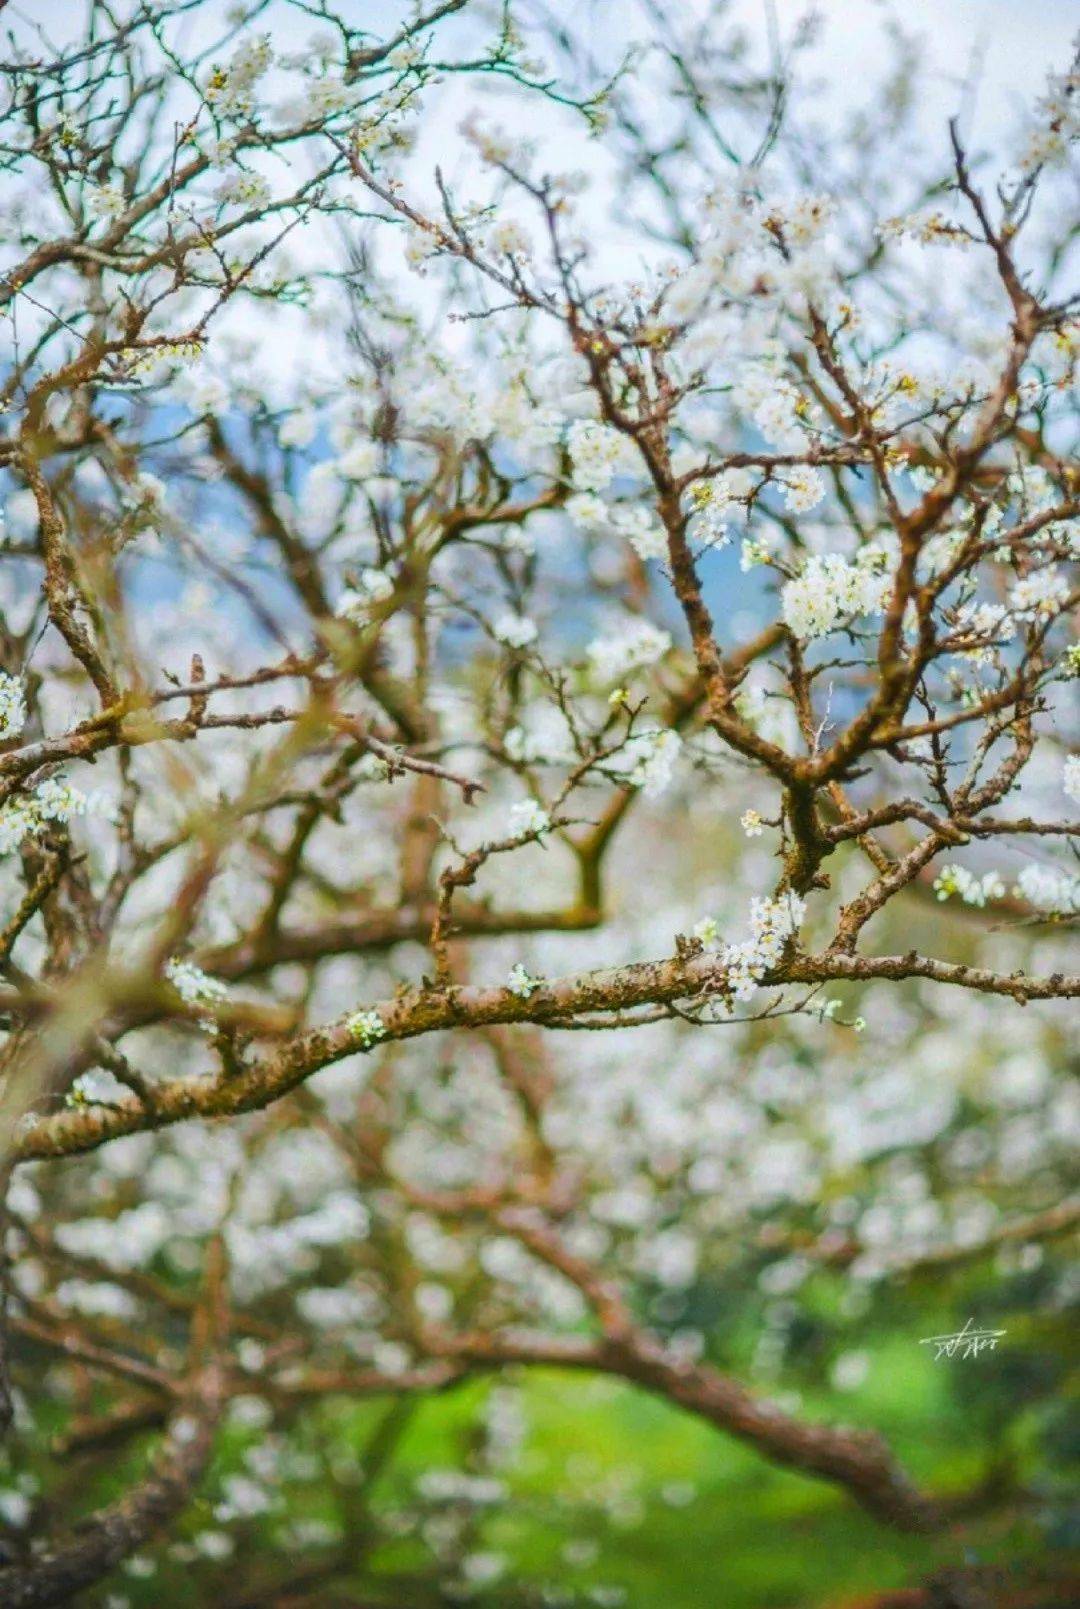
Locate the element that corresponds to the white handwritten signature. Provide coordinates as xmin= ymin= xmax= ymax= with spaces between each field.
xmin=919 ymin=1317 xmax=1006 ymax=1362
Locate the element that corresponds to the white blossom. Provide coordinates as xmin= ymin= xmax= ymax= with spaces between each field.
xmin=781 ymin=548 xmax=890 ymax=641
xmin=1014 ymin=863 xmax=1080 ymax=915
xmin=204 ymin=34 xmax=272 ymax=117
xmin=508 ymin=798 xmax=551 ymax=837
xmin=953 ymin=601 xmax=1012 ymax=664
xmin=504 ymin=706 xmax=575 ymax=764
xmin=0 ymin=775 xmax=103 ymax=855
xmin=733 ymin=368 xmax=816 ymax=451
xmin=506 ymin=962 xmax=540 ymax=998
xmin=0 ymin=673 xmax=26 ymax=742
xmin=566 ymin=419 xmax=631 ymax=492
xmin=778 ymin=465 xmax=825 ymax=514
xmin=336 ymin=442 xmax=380 ymax=479
xmin=165 ymin=957 xmax=230 ymax=1009
xmin=486 ymin=218 xmax=531 ymax=257
xmin=567 ymin=495 xmax=666 ymax=561
xmin=1008 ymin=567 xmax=1069 ymax=618
xmin=217 ymin=169 xmax=272 ymax=210
xmin=280 ymin=408 xmax=317 ymax=448
xmin=719 ymin=891 xmax=806 ymax=1003
xmin=348 ymin=1009 xmax=386 ymax=1049
xmin=86 ymin=182 xmax=125 ymax=219
xmin=565 ymin=492 xmax=608 ymax=530
xmin=586 ymin=620 xmax=671 ymax=682
xmin=493 ymin=612 xmax=538 ymax=649
xmin=461 ymin=1552 xmax=506 ymax=1586
xmin=615 ymin=728 xmax=682 ymax=796
xmin=932 ymin=865 xmax=1006 ymax=908
xmin=1064 ymin=755 xmax=1080 ymax=806
xmin=616 ymin=504 xmax=667 ymax=562
xmin=172 ymin=370 xmax=230 ymax=416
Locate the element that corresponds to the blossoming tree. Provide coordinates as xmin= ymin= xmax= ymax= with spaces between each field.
xmin=0 ymin=1 xmax=1077 ymax=1603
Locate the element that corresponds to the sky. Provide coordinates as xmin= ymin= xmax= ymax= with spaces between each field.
xmin=754 ymin=0 xmax=1072 ymax=139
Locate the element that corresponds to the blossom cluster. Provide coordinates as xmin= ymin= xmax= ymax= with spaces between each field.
xmin=567 ymin=494 xmax=667 ymax=562
xmin=586 ymin=621 xmax=672 ymax=683
xmin=348 ymin=1009 xmax=387 ymax=1049
xmin=506 ymin=962 xmax=541 ymax=999
xmin=1014 ymin=864 xmax=1080 ymax=916
xmin=508 ymin=798 xmax=552 ymax=837
xmin=612 ymin=728 xmax=682 ymax=797
xmin=0 ymin=776 xmax=97 ymax=855
xmin=781 ymin=547 xmax=891 ymax=641
xmin=932 ymin=865 xmax=1007 ymax=908
xmin=696 ymin=891 xmax=808 ymax=1004
xmin=566 ymin=420 xmax=634 ymax=492
xmin=0 ymin=673 xmax=27 ymax=742
xmin=164 ymin=959 xmax=230 ymax=1020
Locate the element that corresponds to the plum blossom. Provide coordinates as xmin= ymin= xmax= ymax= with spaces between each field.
xmin=337 ymin=442 xmax=380 ymax=479
xmin=86 ymin=182 xmax=125 ymax=218
xmin=778 ymin=465 xmax=826 ymax=514
xmin=279 ymin=408 xmax=317 ymax=448
xmin=171 ymin=370 xmax=230 ymax=416
xmin=493 ymin=612 xmax=539 ymax=649
xmin=734 ymin=368 xmax=817 ymax=450
xmin=615 ymin=504 xmax=667 ymax=562
xmin=567 ymin=494 xmax=666 ymax=560
xmin=506 ymin=962 xmax=541 ymax=998
xmin=782 ymin=548 xmax=890 ymax=640
xmin=504 ymin=706 xmax=575 ymax=765
xmin=0 ymin=776 xmax=101 ymax=856
xmin=932 ymin=865 xmax=1006 ymax=908
xmin=204 ymin=34 xmax=272 ymax=117
xmin=953 ymin=601 xmax=1012 ymax=663
xmin=508 ymin=798 xmax=551 ymax=837
xmin=1014 ymin=863 xmax=1080 ymax=915
xmin=348 ymin=1009 xmax=386 ymax=1049
xmin=165 ymin=958 xmax=230 ymax=1010
xmin=586 ymin=620 xmax=672 ymax=682
xmin=0 ymin=673 xmax=26 ymax=742
xmin=720 ymin=891 xmax=807 ymax=1002
xmin=1065 ymin=755 xmax=1080 ymax=805
xmin=566 ymin=420 xmax=632 ymax=492
xmin=217 ymin=169 xmax=272 ymax=209
xmin=1009 ymin=567 xmax=1070 ymax=618
xmin=614 ymin=728 xmax=682 ymax=796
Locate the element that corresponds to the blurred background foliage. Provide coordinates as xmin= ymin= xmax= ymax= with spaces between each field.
xmin=5 ymin=859 xmax=1076 ymax=1608
xmin=8 ymin=1263 xmax=1077 ymax=1607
